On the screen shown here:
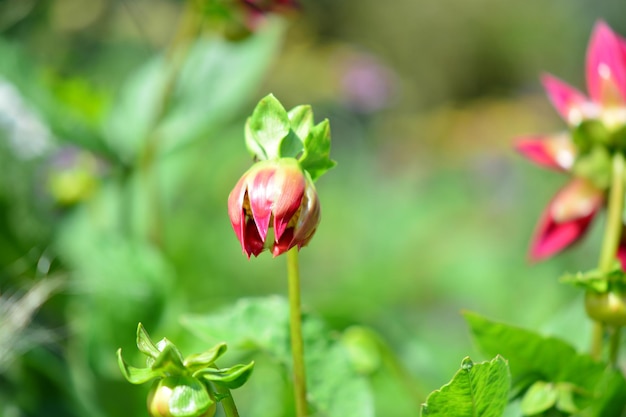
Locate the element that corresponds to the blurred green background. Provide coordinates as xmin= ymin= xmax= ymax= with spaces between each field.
xmin=1 ymin=0 xmax=625 ymax=416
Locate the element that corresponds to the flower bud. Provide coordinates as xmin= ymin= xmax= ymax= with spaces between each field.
xmin=147 ymin=376 xmax=216 ymax=417
xmin=228 ymin=158 xmax=320 ymax=257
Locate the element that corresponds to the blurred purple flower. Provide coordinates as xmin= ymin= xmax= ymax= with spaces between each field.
xmin=338 ymin=52 xmax=395 ymax=114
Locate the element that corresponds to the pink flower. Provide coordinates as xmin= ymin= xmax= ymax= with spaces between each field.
xmin=228 ymin=158 xmax=320 ymax=258
xmin=515 ymin=20 xmax=626 ymax=261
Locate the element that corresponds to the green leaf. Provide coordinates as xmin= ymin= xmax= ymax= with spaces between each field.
xmin=183 ymin=343 xmax=228 ymax=370
xmin=194 ymin=361 xmax=255 ymax=389
xmin=245 ymin=94 xmax=291 ymax=160
xmin=165 ymin=376 xmax=214 ymax=417
xmin=137 ymin=323 xmax=161 ymax=359
xmin=299 ymin=119 xmax=336 ymax=181
xmin=116 ymin=348 xmax=164 ymax=384
xmin=560 ymin=262 xmax=626 ymax=293
xmin=520 ymin=381 xmax=557 ymax=415
xmin=420 ymin=356 xmax=510 ymax=417
xmin=181 ymin=296 xmax=374 ymax=417
xmin=464 ymin=312 xmax=626 ymax=416
xmin=288 ymin=105 xmax=314 ymax=141
xmin=151 ymin=339 xmax=186 ymax=374
xmin=279 ymin=130 xmax=305 ymax=159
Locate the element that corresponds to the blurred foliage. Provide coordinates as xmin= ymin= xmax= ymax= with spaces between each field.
xmin=1 ymin=0 xmax=626 ymax=416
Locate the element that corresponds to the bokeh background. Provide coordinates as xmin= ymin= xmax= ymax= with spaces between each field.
xmin=2 ymin=0 xmax=626 ymax=416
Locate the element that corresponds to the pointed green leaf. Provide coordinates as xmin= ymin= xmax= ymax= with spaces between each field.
xmin=117 ymin=348 xmax=164 ymax=384
xmin=195 ymin=361 xmax=255 ymax=389
xmin=278 ymin=130 xmax=304 ymax=158
xmin=288 ymin=105 xmax=314 ymax=141
xmin=420 ymin=356 xmax=510 ymax=417
xmin=520 ymin=381 xmax=557 ymax=415
xmin=152 ymin=339 xmax=185 ymax=374
xmin=246 ymin=94 xmax=291 ymax=160
xmin=183 ymin=343 xmax=228 ymax=370
xmin=464 ymin=312 xmax=626 ymax=416
xmin=166 ymin=376 xmax=214 ymax=417
xmin=137 ymin=323 xmax=161 ymax=359
xmin=299 ymin=119 xmax=336 ymax=181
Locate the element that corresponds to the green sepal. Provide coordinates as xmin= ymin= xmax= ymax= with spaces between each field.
xmin=299 ymin=119 xmax=337 ymax=182
xmin=244 ymin=95 xmax=335 ymax=181
xmin=561 ymin=261 xmax=626 ymax=293
xmin=194 ymin=361 xmax=255 ymax=389
xmin=245 ymin=94 xmax=291 ymax=160
xmin=288 ymin=105 xmax=314 ymax=141
xmin=572 ymin=145 xmax=612 ymax=189
xmin=117 ymin=348 xmax=165 ymax=384
xmin=611 ymin=125 xmax=626 ymax=151
xmin=137 ymin=322 xmax=161 ymax=359
xmin=184 ymin=343 xmax=228 ymax=371
xmin=151 ymin=338 xmax=186 ymax=373
xmin=573 ymin=119 xmax=610 ymax=152
xmin=163 ymin=376 xmax=215 ymax=417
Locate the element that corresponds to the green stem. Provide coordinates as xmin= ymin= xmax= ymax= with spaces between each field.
xmin=214 ymin=384 xmax=240 ymax=417
xmin=590 ymin=321 xmax=604 ymax=361
xmin=287 ymin=247 xmax=308 ymax=417
xmin=609 ymin=327 xmax=623 ymax=367
xmin=591 ymin=152 xmax=625 ymax=360
xmin=599 ymin=152 xmax=625 ymax=273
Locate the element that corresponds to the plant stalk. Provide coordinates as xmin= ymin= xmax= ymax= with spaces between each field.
xmin=591 ymin=151 xmax=625 ymax=360
xmin=287 ymin=247 xmax=308 ymax=417
xmin=214 ymin=383 xmax=240 ymax=417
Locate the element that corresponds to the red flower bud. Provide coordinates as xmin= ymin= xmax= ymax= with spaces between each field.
xmin=228 ymin=158 xmax=320 ymax=257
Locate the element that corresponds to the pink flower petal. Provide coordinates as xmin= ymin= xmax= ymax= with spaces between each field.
xmin=541 ymin=73 xmax=590 ymax=124
xmin=514 ymin=134 xmax=576 ymax=171
xmin=227 ymin=176 xmax=248 ymax=247
xmin=618 ymin=228 xmax=626 ymax=270
xmin=586 ymin=20 xmax=626 ymax=105
xmin=549 ymin=178 xmax=604 ymax=223
xmin=272 ymin=228 xmax=295 ymax=257
xmin=529 ymin=180 xmax=602 ymax=261
xmin=271 ymin=164 xmax=305 ymax=241
xmin=243 ymin=219 xmax=265 ymax=258
xmin=247 ymin=167 xmax=275 ymax=241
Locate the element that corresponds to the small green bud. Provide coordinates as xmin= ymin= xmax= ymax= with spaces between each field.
xmin=147 ymin=376 xmax=216 ymax=417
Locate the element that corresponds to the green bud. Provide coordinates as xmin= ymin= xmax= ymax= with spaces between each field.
xmin=147 ymin=376 xmax=216 ymax=417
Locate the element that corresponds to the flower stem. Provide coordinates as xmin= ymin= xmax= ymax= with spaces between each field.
xmin=591 ymin=152 xmax=625 ymax=360
xmin=609 ymin=327 xmax=623 ymax=367
xmin=599 ymin=152 xmax=625 ymax=273
xmin=286 ymin=247 xmax=308 ymax=417
xmin=214 ymin=384 xmax=240 ymax=417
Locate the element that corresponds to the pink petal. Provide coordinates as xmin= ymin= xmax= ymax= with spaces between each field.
xmin=618 ymin=229 xmax=626 ymax=270
xmin=243 ymin=219 xmax=265 ymax=258
xmin=272 ymin=228 xmax=295 ymax=257
xmin=541 ymin=73 xmax=590 ymax=124
xmin=247 ymin=167 xmax=275 ymax=241
xmin=227 ymin=176 xmax=248 ymax=247
xmin=529 ymin=180 xmax=602 ymax=261
xmin=271 ymin=165 xmax=305 ymax=241
xmin=514 ymin=134 xmax=576 ymax=171
xmin=586 ymin=20 xmax=626 ymax=105
xmin=549 ymin=178 xmax=604 ymax=223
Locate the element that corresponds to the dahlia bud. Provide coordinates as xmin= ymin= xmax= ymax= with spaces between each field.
xmin=227 ymin=158 xmax=320 ymax=257
xmin=147 ymin=376 xmax=216 ymax=417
